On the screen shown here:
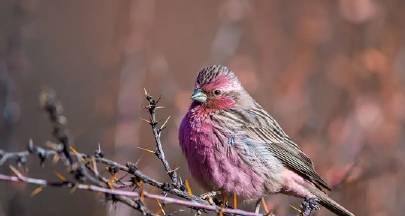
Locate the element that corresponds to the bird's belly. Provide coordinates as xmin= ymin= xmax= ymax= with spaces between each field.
xmin=184 ymin=139 xmax=267 ymax=199
xmin=180 ymin=114 xmax=285 ymax=199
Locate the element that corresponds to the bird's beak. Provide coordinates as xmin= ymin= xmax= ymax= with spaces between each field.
xmin=191 ymin=89 xmax=207 ymax=103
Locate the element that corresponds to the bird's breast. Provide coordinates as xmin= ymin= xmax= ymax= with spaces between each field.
xmin=179 ymin=111 xmax=266 ymax=199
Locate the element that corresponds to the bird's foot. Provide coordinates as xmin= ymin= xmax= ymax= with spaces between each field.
xmin=300 ymin=197 xmax=320 ymax=216
xmin=255 ymin=198 xmax=262 ymax=213
xmin=200 ymin=191 xmax=221 ymax=205
xmin=255 ymin=197 xmax=272 ymax=215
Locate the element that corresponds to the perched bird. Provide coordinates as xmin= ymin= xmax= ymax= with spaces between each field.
xmin=179 ymin=65 xmax=355 ymax=216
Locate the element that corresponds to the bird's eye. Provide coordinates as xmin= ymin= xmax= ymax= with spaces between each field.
xmin=213 ymin=90 xmax=222 ymax=96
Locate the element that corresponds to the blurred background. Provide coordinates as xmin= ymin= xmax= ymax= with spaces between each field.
xmin=1 ymin=0 xmax=405 ymax=215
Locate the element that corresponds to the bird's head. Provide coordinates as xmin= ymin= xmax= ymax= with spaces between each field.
xmin=191 ymin=65 xmax=245 ymax=110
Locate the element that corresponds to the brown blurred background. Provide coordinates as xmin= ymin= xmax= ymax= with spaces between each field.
xmin=1 ymin=0 xmax=405 ymax=215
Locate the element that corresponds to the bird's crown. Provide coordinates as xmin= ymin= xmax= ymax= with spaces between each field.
xmin=196 ymin=65 xmax=236 ymax=86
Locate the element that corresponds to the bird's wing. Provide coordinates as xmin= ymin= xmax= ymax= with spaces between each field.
xmin=244 ymin=107 xmax=331 ymax=191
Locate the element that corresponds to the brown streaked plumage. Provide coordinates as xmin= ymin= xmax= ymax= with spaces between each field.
xmin=179 ymin=65 xmax=355 ymax=216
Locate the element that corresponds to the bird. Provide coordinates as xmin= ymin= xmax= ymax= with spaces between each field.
xmin=178 ymin=65 xmax=355 ymax=216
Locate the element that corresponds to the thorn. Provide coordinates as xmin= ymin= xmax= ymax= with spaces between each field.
xmin=261 ymin=198 xmax=270 ymax=214
xmin=168 ymin=167 xmax=179 ymax=174
xmin=184 ymin=179 xmax=193 ymax=196
xmin=117 ymin=173 xmax=129 ymax=182
xmin=107 ymin=173 xmax=119 ymax=189
xmin=143 ymin=88 xmax=148 ymax=96
xmin=290 ymin=204 xmax=302 ymax=213
xmin=52 ymin=154 xmax=60 ymax=164
xmin=95 ymin=144 xmax=103 ymax=157
xmin=140 ymin=118 xmax=151 ymax=124
xmin=135 ymin=155 xmax=144 ymax=166
xmin=54 ymin=172 xmax=67 ymax=181
xmin=233 ymin=192 xmax=238 ymax=209
xmin=31 ymin=186 xmax=44 ymax=197
xmin=44 ymin=142 xmax=52 ymax=148
xmin=155 ymin=106 xmax=165 ymax=109
xmin=70 ymin=185 xmax=78 ymax=193
xmin=107 ymin=178 xmax=115 ymax=189
xmin=91 ymin=157 xmax=99 ymax=176
xmin=221 ymin=191 xmax=228 ymax=208
xmin=156 ymin=96 xmax=161 ymax=103
xmin=156 ymin=200 xmax=166 ymax=215
xmin=9 ymin=165 xmax=24 ymax=179
xmin=137 ymin=147 xmax=155 ymax=154
xmin=160 ymin=116 xmax=171 ymax=131
xmin=139 ymin=181 xmax=145 ymax=203
xmin=28 ymin=139 xmax=35 ymax=152
xmin=46 ymin=141 xmax=60 ymax=150
xmin=69 ymin=146 xmax=79 ymax=155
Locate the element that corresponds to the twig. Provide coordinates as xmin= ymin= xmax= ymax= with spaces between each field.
xmin=95 ymin=157 xmax=200 ymax=202
xmin=0 ymin=172 xmax=261 ymax=216
xmin=0 ymin=140 xmax=57 ymax=166
xmin=331 ymin=145 xmax=366 ymax=190
xmin=0 ymin=89 xmax=267 ymax=216
xmin=144 ymin=89 xmax=181 ymax=188
xmin=3 ymin=89 xmax=351 ymax=216
xmin=39 ymin=89 xmax=73 ymax=165
xmin=0 ymin=143 xmax=201 ymax=201
xmin=0 ymin=172 xmax=158 ymax=215
xmin=39 ymin=89 xmax=156 ymax=214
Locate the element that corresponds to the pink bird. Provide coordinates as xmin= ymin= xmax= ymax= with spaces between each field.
xmin=179 ymin=65 xmax=355 ymax=216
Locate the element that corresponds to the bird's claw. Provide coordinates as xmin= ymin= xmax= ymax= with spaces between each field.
xmin=200 ymin=191 xmax=221 ymax=205
xmin=255 ymin=198 xmax=262 ymax=213
xmin=301 ymin=198 xmax=320 ymax=216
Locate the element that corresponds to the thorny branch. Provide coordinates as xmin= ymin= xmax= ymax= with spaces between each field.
xmin=0 ymin=140 xmax=56 ymax=166
xmin=144 ymin=89 xmax=181 ymax=188
xmin=0 ymin=172 xmax=262 ymax=216
xmin=0 ymin=89 xmax=362 ymax=216
xmin=0 ymin=89 xmax=262 ymax=216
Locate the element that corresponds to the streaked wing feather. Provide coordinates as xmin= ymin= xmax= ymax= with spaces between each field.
xmin=269 ymin=137 xmax=330 ymax=190
xmin=245 ymin=108 xmax=331 ymax=191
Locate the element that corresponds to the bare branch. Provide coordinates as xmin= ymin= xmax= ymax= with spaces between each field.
xmin=0 ymin=89 xmax=267 ymax=216
xmin=0 ymin=171 xmax=262 ymax=216
xmin=39 ymin=89 xmax=73 ymax=165
xmin=1 ymin=89 xmax=333 ymax=216
xmin=0 ymin=140 xmax=57 ymax=166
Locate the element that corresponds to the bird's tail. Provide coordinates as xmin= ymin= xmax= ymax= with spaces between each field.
xmin=310 ymin=188 xmax=355 ymax=216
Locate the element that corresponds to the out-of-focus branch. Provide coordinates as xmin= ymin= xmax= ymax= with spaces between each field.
xmin=330 ymin=145 xmax=366 ymax=190
xmin=40 ymin=89 xmax=156 ymax=215
xmin=0 ymin=65 xmax=20 ymax=125
xmin=39 ymin=89 xmax=73 ymax=165
xmin=0 ymin=140 xmax=56 ymax=166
